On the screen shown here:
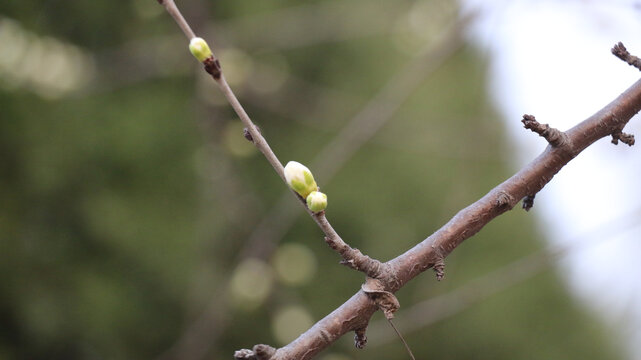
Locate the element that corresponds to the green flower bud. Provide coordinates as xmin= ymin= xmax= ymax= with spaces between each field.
xmin=284 ymin=161 xmax=318 ymax=198
xmin=189 ymin=37 xmax=213 ymax=62
xmin=306 ymin=191 xmax=327 ymax=212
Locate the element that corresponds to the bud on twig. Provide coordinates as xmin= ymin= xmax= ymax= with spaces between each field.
xmin=306 ymin=191 xmax=327 ymax=212
xmin=284 ymin=161 xmax=318 ymax=199
xmin=189 ymin=37 xmax=213 ymax=62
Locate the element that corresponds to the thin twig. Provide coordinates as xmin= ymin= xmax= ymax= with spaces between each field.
xmin=239 ymin=10 xmax=476 ymax=260
xmin=157 ymin=11 xmax=475 ymax=360
xmin=159 ymin=0 xmax=370 ymax=263
xmin=315 ymin=212 xmax=388 ymax=278
xmin=157 ymin=0 xmax=196 ymax=40
xmin=215 ymin=74 xmax=287 ymax=182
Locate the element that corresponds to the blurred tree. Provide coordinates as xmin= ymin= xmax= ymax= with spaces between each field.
xmin=0 ymin=0 xmax=627 ymax=359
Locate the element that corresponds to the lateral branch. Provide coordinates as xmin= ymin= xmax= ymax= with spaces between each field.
xmin=611 ymin=130 xmax=635 ymax=146
xmin=612 ymin=42 xmax=641 ymax=71
xmin=521 ymin=114 xmax=569 ymax=148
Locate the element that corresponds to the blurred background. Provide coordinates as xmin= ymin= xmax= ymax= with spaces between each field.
xmin=1 ymin=0 xmax=640 ymax=359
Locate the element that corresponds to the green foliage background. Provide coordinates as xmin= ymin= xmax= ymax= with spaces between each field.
xmin=0 ymin=0 xmax=625 ymax=359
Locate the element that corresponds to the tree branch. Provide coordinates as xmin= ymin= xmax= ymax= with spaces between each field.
xmin=156 ymin=13 xmax=475 ymax=360
xmin=238 ymin=71 xmax=641 ymax=360
xmin=158 ymin=2 xmax=641 ymax=358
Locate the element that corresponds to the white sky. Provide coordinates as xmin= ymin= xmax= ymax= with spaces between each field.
xmin=462 ymin=0 xmax=641 ymax=358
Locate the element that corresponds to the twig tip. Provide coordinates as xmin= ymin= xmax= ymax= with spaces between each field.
xmin=611 ymin=41 xmax=641 ymax=71
xmin=611 ymin=131 xmax=635 ymax=146
xmin=521 ymin=114 xmax=568 ymax=147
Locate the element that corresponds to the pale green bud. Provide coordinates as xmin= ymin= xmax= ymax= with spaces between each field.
xmin=306 ymin=191 xmax=327 ymax=212
xmin=284 ymin=161 xmax=318 ymax=198
xmin=189 ymin=37 xmax=213 ymax=62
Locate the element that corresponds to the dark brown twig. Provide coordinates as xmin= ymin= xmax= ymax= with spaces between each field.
xmin=521 ymin=114 xmax=569 ymax=148
xmin=612 ymin=42 xmax=641 ymax=71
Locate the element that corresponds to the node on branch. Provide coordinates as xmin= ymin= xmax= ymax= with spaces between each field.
xmin=234 ymin=344 xmax=276 ymax=360
xmin=361 ymin=278 xmax=400 ymax=320
xmin=521 ymin=114 xmax=569 ymax=147
xmin=354 ymin=327 xmax=368 ymax=349
xmin=243 ymin=127 xmax=254 ymax=142
xmin=522 ymin=194 xmax=536 ymax=211
xmin=612 ymin=42 xmax=641 ymax=71
xmin=203 ymin=56 xmax=222 ymax=80
xmin=611 ymin=130 xmax=635 ymax=146
xmin=433 ymin=258 xmax=446 ymax=281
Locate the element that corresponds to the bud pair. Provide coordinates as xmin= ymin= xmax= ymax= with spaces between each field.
xmin=284 ymin=161 xmax=327 ymax=212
